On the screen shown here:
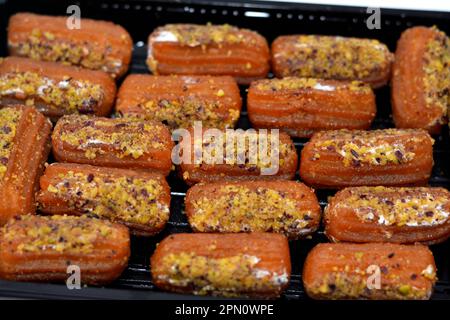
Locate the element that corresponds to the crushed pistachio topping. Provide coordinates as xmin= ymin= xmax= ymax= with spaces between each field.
xmin=194 ymin=131 xmax=293 ymax=171
xmin=130 ymin=96 xmax=239 ymax=130
xmin=423 ymin=28 xmax=450 ymax=122
xmin=312 ymin=129 xmax=428 ymax=167
xmin=338 ymin=186 xmax=450 ymax=227
xmin=191 ymin=185 xmax=314 ymax=236
xmin=310 ymin=272 xmax=430 ymax=299
xmin=280 ymin=35 xmax=390 ymax=80
xmin=2 ymin=215 xmax=117 ymax=254
xmin=255 ymin=77 xmax=371 ymax=93
xmin=43 ymin=171 xmax=169 ymax=226
xmin=156 ymin=252 xmax=287 ymax=297
xmin=0 ymin=108 xmax=22 ymax=179
xmin=58 ymin=116 xmax=166 ymax=159
xmin=157 ymin=24 xmax=249 ymax=47
xmin=10 ymin=28 xmax=123 ymax=75
xmin=0 ymin=72 xmax=104 ymax=113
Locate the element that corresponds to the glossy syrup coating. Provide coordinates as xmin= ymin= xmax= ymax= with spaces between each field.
xmin=392 ymin=26 xmax=450 ymax=134
xmin=303 ymin=243 xmax=436 ymax=300
xmin=52 ymin=115 xmax=174 ymax=175
xmin=300 ymin=129 xmax=434 ymax=188
xmin=272 ymin=35 xmax=393 ymax=88
xmin=0 ymin=215 xmax=130 ymax=285
xmin=116 ymin=74 xmax=241 ymax=130
xmin=37 ymin=163 xmax=171 ymax=236
xmin=325 ymin=186 xmax=450 ymax=244
xmin=151 ymin=233 xmax=291 ymax=298
xmin=147 ymin=23 xmax=270 ymax=84
xmin=179 ymin=129 xmax=298 ymax=185
xmin=185 ymin=180 xmax=321 ymax=239
xmin=0 ymin=57 xmax=116 ymax=120
xmin=248 ymin=77 xmax=376 ymax=137
xmin=0 ymin=106 xmax=52 ymax=226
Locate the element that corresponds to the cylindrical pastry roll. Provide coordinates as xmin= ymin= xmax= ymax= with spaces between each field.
xmin=52 ymin=115 xmax=174 ymax=176
xmin=151 ymin=233 xmax=290 ymax=298
xmin=185 ymin=180 xmax=320 ymax=239
xmin=0 ymin=57 xmax=116 ymax=120
xmin=300 ymin=129 xmax=434 ymax=189
xmin=37 ymin=163 xmax=171 ymax=236
xmin=325 ymin=186 xmax=450 ymax=244
xmin=272 ymin=35 xmax=393 ymax=88
xmin=392 ymin=26 xmax=450 ymax=134
xmin=303 ymin=243 xmax=436 ymax=300
xmin=116 ymin=74 xmax=241 ymax=130
xmin=248 ymin=77 xmax=376 ymax=137
xmin=178 ymin=128 xmax=298 ymax=185
xmin=0 ymin=106 xmax=52 ymax=225
xmin=0 ymin=215 xmax=130 ymax=285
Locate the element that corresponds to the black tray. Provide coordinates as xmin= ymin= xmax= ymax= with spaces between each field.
xmin=0 ymin=0 xmax=449 ymax=300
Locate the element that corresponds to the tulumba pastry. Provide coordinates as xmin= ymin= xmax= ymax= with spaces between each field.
xmin=151 ymin=233 xmax=291 ymax=298
xmin=52 ymin=115 xmax=174 ymax=176
xmin=303 ymin=242 xmax=437 ymax=300
xmin=147 ymin=23 xmax=270 ymax=85
xmin=185 ymin=180 xmax=321 ymax=239
xmin=0 ymin=106 xmax=52 ymax=226
xmin=0 ymin=56 xmax=116 ymax=120
xmin=8 ymin=12 xmax=132 ymax=78
xmin=0 ymin=215 xmax=130 ymax=285
xmin=324 ymin=186 xmax=450 ymax=244
xmin=247 ymin=77 xmax=376 ymax=138
xmin=271 ymin=35 xmax=393 ymax=88
xmin=37 ymin=163 xmax=171 ymax=236
xmin=300 ymin=129 xmax=434 ymax=189
xmin=116 ymin=74 xmax=241 ymax=130
xmin=392 ymin=26 xmax=450 ymax=134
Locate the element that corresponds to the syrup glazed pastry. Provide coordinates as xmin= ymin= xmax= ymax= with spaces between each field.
xmin=151 ymin=233 xmax=291 ymax=298
xmin=185 ymin=180 xmax=321 ymax=239
xmin=37 ymin=163 xmax=171 ymax=236
xmin=147 ymin=24 xmax=270 ymax=85
xmin=0 ymin=215 xmax=130 ymax=285
xmin=303 ymin=243 xmax=437 ymax=300
xmin=272 ymin=35 xmax=393 ymax=88
xmin=115 ymin=74 xmax=241 ymax=130
xmin=247 ymin=77 xmax=376 ymax=138
xmin=8 ymin=13 xmax=132 ymax=78
xmin=392 ymin=26 xmax=450 ymax=134
xmin=0 ymin=57 xmax=116 ymax=120
xmin=52 ymin=115 xmax=174 ymax=176
xmin=0 ymin=106 xmax=51 ymax=226
xmin=178 ymin=128 xmax=298 ymax=185
xmin=300 ymin=129 xmax=434 ymax=189
xmin=325 ymin=186 xmax=450 ymax=244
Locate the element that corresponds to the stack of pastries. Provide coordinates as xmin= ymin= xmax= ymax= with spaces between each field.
xmin=0 ymin=11 xmax=449 ymax=300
